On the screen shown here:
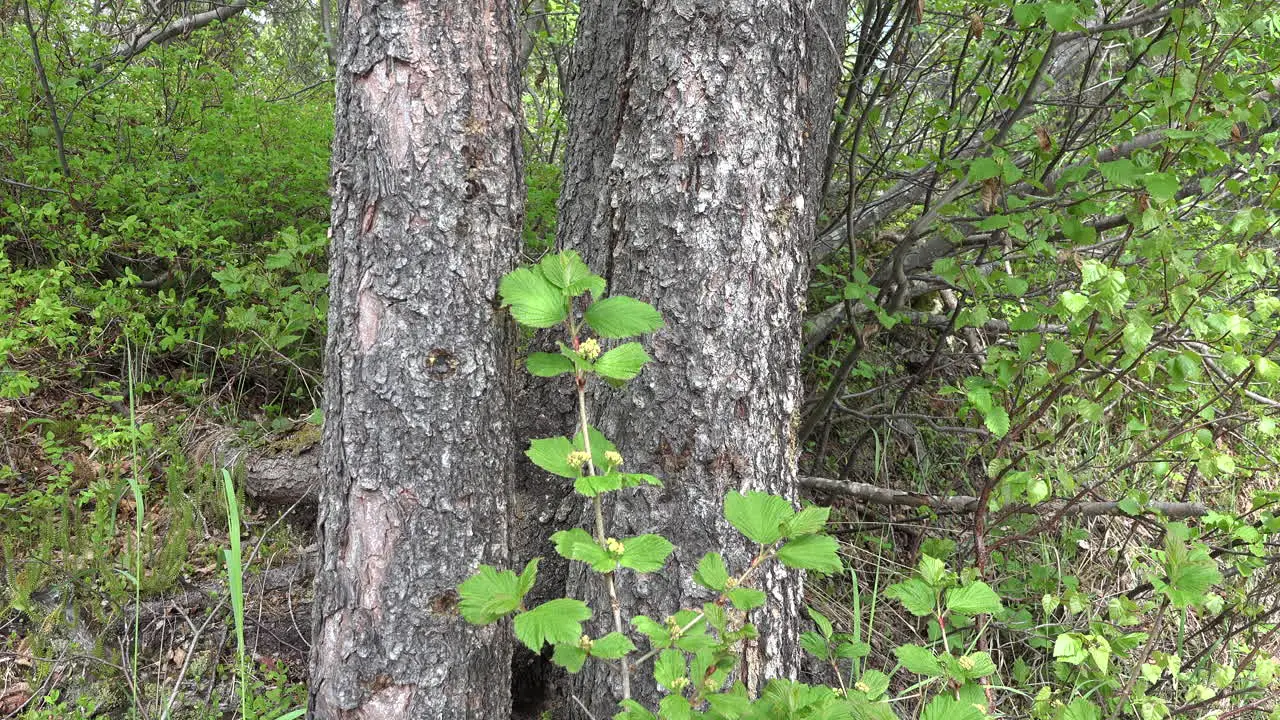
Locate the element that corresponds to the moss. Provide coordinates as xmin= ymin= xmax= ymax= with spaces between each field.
xmin=265 ymin=423 xmax=321 ymax=456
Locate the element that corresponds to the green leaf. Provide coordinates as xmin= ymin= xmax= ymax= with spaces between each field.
xmin=457 ymin=565 xmax=529 ymax=624
xmin=551 ymin=528 xmax=614 ymax=571
xmin=1122 ymin=315 xmax=1154 ymax=356
xmin=946 ymin=581 xmax=1004 ymax=616
xmin=1154 ymin=524 xmax=1223 ymax=608
xmin=725 ymin=587 xmax=767 ymax=611
xmin=694 ymin=552 xmax=730 ymax=591
xmin=920 ymin=694 xmax=985 ymax=720
xmin=551 ymin=643 xmax=587 ymax=672
xmin=777 ymin=534 xmax=842 ymax=574
xmin=967 ymin=157 xmax=1000 ymax=182
xmin=590 ymin=631 xmax=636 ymax=659
xmin=807 ymin=607 xmax=834 ymax=639
xmin=499 ymin=266 xmax=567 ymax=328
xmin=632 ymin=615 xmax=672 ymax=648
xmin=895 ymin=644 xmax=943 ymax=676
xmin=619 ymin=534 xmax=674 ymax=573
xmin=517 ymin=557 xmax=539 ymax=596
xmin=572 ymin=424 xmax=617 ymax=473
xmin=1099 ymin=159 xmax=1139 ymax=186
xmin=984 ymin=406 xmax=1011 ymax=438
xmin=513 ymin=598 xmax=591 ymax=652
xmin=654 ymin=648 xmax=687 ymax=691
xmin=916 ymin=555 xmax=948 ymax=587
xmin=1143 ymin=172 xmax=1180 ymax=202
xmin=574 ymin=473 xmax=622 ymax=497
xmin=526 ymin=436 xmax=578 ymax=478
xmin=1062 ymin=698 xmax=1102 ymax=720
xmin=526 ymin=352 xmax=575 ymax=377
xmin=658 ymin=695 xmax=693 ymax=720
xmin=857 ymin=669 xmax=890 ymax=700
xmin=886 ymin=578 xmax=937 ymax=617
xmin=784 ymin=506 xmax=830 ymax=537
xmin=959 ymin=652 xmax=998 ymax=679
xmin=801 ymin=631 xmax=829 ymax=660
xmin=593 ymin=342 xmax=651 ymax=381
xmin=538 ymin=250 xmax=605 ymax=297
xmin=584 ymin=296 xmax=663 ymax=338
xmin=613 ymin=700 xmax=657 ymax=720
xmin=724 ymin=491 xmax=795 ymax=545
xmin=1043 ymin=1 xmax=1079 ymax=31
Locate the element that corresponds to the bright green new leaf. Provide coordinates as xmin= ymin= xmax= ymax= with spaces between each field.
xmin=895 ymin=644 xmax=943 ymax=676
xmin=886 ymin=578 xmax=937 ymax=617
xmin=857 ymin=669 xmax=890 ymax=700
xmin=457 ymin=564 xmax=528 ymax=624
xmin=1122 ymin=315 xmax=1154 ymax=356
xmin=920 ymin=694 xmax=985 ymax=720
xmin=583 ymin=296 xmax=663 ymax=338
xmin=784 ymin=505 xmax=830 ymax=537
xmin=654 ymin=648 xmax=687 ymax=691
xmin=725 ymin=587 xmax=767 ymax=611
xmin=551 ymin=528 xmax=614 ymax=571
xmin=984 ymin=406 xmax=1011 ymax=438
xmin=807 ymin=606 xmax=834 ymax=639
xmin=658 ymin=695 xmax=693 ymax=720
xmin=694 ymin=552 xmax=730 ymax=591
xmin=551 ymin=643 xmax=587 ymax=673
xmin=526 ymin=352 xmax=575 ymax=377
xmin=619 ymin=533 xmax=674 ymax=573
xmin=960 ymin=652 xmax=998 ymax=679
xmin=613 ymin=700 xmax=657 ymax=720
xmin=1255 ymin=356 xmax=1280 ymax=381
xmin=538 ymin=250 xmax=605 ymax=297
xmin=917 ymin=554 xmax=948 ymax=587
xmin=526 ymin=436 xmax=578 ymax=479
xmin=590 ymin=631 xmax=635 ymax=659
xmin=777 ymin=534 xmax=842 ymax=574
xmin=498 ymin=266 xmax=567 ymax=328
xmin=513 ymin=598 xmax=591 ymax=652
xmin=1062 ymin=698 xmax=1102 ymax=720
xmin=593 ymin=342 xmax=651 ymax=381
xmin=1143 ymin=172 xmax=1181 ymax=202
xmin=946 ymin=581 xmax=1003 ymax=616
xmin=574 ymin=473 xmax=622 ymax=497
xmin=724 ymin=491 xmax=795 ymax=545
xmin=967 ymin=157 xmax=1000 ymax=182
xmin=517 ymin=557 xmax=539 ymax=597
xmin=1099 ymin=158 xmax=1139 ymax=186
xmin=632 ymin=615 xmax=672 ymax=648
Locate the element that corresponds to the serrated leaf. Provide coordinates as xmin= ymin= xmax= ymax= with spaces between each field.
xmin=499 ymin=266 xmax=567 ymax=328
xmin=960 ymin=651 xmax=997 ymax=679
xmin=800 ymin=631 xmax=828 ymax=660
xmin=967 ymin=157 xmax=1000 ymax=182
xmin=694 ymin=552 xmax=730 ymax=591
xmin=590 ymin=631 xmax=635 ymax=659
xmin=619 ymin=534 xmax=674 ymax=573
xmin=572 ymin=424 xmax=617 ymax=474
xmin=457 ymin=565 xmax=528 ymax=624
xmin=551 ymin=528 xmax=614 ymax=571
xmin=777 ymin=534 xmax=842 ymax=574
xmin=886 ymin=578 xmax=937 ymax=617
xmin=1099 ymin=158 xmax=1139 ymax=186
xmin=920 ymin=694 xmax=985 ymax=720
xmin=574 ymin=472 xmax=622 ymax=497
xmin=538 ymin=250 xmax=603 ymax=297
xmin=1062 ymin=698 xmax=1101 ymax=720
xmin=513 ymin=598 xmax=591 ymax=652
xmin=807 ymin=606 xmax=834 ymax=639
xmin=857 ymin=669 xmax=890 ymax=700
xmin=614 ymin=700 xmax=658 ymax=720
xmin=526 ymin=352 xmax=575 ymax=377
xmin=584 ymin=296 xmax=663 ymax=338
xmin=946 ymin=581 xmax=1003 ymax=616
xmin=551 ymin=643 xmax=587 ymax=672
xmin=526 ymin=436 xmax=577 ymax=478
xmin=1143 ymin=172 xmax=1180 ymax=202
xmin=725 ymin=587 xmax=767 ymax=611
xmin=1122 ymin=315 xmax=1154 ymax=356
xmin=632 ymin=615 xmax=672 ymax=648
xmin=517 ymin=557 xmax=539 ymax=596
xmin=593 ymin=342 xmax=651 ymax=380
xmin=895 ymin=644 xmax=943 ymax=676
xmin=984 ymin=406 xmax=1011 ymax=438
xmin=785 ymin=506 xmax=830 ymax=537
xmin=654 ymin=648 xmax=687 ymax=690
xmin=724 ymin=491 xmax=795 ymax=545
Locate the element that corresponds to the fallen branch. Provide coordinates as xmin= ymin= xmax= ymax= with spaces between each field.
xmin=799 ymin=476 xmax=1209 ymax=519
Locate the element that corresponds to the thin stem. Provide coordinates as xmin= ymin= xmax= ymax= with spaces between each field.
xmin=575 ymin=373 xmax=631 ymax=701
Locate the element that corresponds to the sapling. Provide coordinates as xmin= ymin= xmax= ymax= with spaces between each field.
xmin=458 ymin=251 xmax=854 ymax=718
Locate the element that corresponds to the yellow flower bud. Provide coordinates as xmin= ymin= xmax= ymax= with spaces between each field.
xmin=606 ymin=537 xmax=625 ymax=555
xmin=579 ymin=337 xmax=602 ymax=360
xmin=604 ymin=450 xmax=624 ymax=468
xmin=567 ymin=450 xmax=592 ymax=469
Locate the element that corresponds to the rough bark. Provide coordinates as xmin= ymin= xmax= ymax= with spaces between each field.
xmin=551 ymin=1 xmax=847 ymax=715
xmin=309 ymin=1 xmax=523 ymax=718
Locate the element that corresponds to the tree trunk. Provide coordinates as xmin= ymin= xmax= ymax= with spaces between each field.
xmin=554 ymin=1 xmax=847 ymax=715
xmin=309 ymin=1 xmax=523 ymax=717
